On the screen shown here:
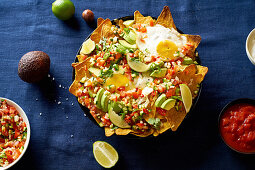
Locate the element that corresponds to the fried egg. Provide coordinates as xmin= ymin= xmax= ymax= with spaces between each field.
xmin=136 ymin=24 xmax=187 ymax=60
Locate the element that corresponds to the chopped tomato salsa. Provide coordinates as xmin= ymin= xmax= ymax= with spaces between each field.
xmin=0 ymin=100 xmax=27 ymax=167
xmin=220 ymin=103 xmax=255 ymax=153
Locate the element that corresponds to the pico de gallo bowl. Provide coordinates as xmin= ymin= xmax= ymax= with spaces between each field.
xmin=0 ymin=98 xmax=30 ymax=169
xmin=219 ymin=98 xmax=255 ymax=154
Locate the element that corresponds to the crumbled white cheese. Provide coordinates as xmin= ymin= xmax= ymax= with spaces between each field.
xmin=142 ymin=87 xmax=153 ymax=96
xmin=14 ymin=115 xmax=19 ymax=122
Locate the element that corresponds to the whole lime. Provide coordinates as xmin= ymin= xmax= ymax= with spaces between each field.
xmin=52 ymin=0 xmax=75 ymax=21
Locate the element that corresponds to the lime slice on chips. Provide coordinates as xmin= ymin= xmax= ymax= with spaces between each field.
xmin=93 ymin=141 xmax=119 ymax=168
xmin=108 ymin=108 xmax=131 ymax=128
xmin=127 ymin=55 xmax=150 ymax=72
xmin=80 ymin=38 xmax=95 ymax=55
xmin=180 ymin=84 xmax=192 ymax=113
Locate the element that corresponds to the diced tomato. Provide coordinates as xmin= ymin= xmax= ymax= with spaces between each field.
xmin=132 ymin=92 xmax=139 ymax=99
xmin=143 ymin=108 xmax=149 ymax=114
xmin=97 ymin=58 xmax=105 ymax=66
xmin=166 ymin=88 xmax=176 ymax=98
xmin=137 ymin=88 xmax=142 ymax=96
xmin=151 ymin=90 xmax=157 ymax=97
xmin=157 ymin=85 xmax=165 ymax=93
xmin=14 ymin=130 xmax=20 ymax=139
xmin=117 ymin=86 xmax=126 ymax=91
xmin=151 ymin=55 xmax=157 ymax=62
xmin=157 ymin=107 xmax=167 ymax=116
xmin=9 ymin=107 xmax=16 ymax=114
xmin=150 ymin=20 xmax=154 ymax=26
xmin=137 ymin=123 xmax=144 ymax=128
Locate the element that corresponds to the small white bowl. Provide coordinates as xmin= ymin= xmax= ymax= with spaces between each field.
xmin=246 ymin=28 xmax=255 ymax=65
xmin=0 ymin=98 xmax=30 ymax=170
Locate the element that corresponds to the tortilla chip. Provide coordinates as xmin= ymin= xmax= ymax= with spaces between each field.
xmin=165 ymin=103 xmax=186 ymax=131
xmin=135 ymin=16 xmax=155 ymax=25
xmin=156 ymin=6 xmax=176 ymax=30
xmin=134 ymin=10 xmax=144 ymax=23
xmin=176 ymin=64 xmax=207 ymax=96
xmin=101 ymin=20 xmax=115 ymax=40
xmin=115 ymin=128 xmax=132 ymax=135
xmin=69 ymin=58 xmax=91 ymax=96
xmin=90 ymin=18 xmax=111 ymax=43
xmin=184 ymin=34 xmax=201 ymax=49
xmin=97 ymin=17 xmax=104 ymax=27
xmin=105 ymin=127 xmax=115 ymax=137
xmin=131 ymin=129 xmax=154 ymax=137
xmin=77 ymin=55 xmax=87 ymax=63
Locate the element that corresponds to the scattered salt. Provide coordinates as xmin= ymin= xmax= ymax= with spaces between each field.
xmin=84 ymin=114 xmax=87 ymax=117
xmin=70 ymin=135 xmax=74 ymax=138
xmin=58 ymin=101 xmax=61 ymax=105
xmin=66 ymin=116 xmax=69 ymax=119
xmin=59 ymin=85 xmax=61 ymax=88
xmin=52 ymin=77 xmax=55 ymax=80
xmin=35 ymin=98 xmax=38 ymax=101
xmin=66 ymin=98 xmax=68 ymax=101
xmin=71 ymin=103 xmax=74 ymax=106
xmin=48 ymin=74 xmax=50 ymax=77
xmin=39 ymin=113 xmax=42 ymax=116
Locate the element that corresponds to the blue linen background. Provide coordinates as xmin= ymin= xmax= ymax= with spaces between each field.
xmin=0 ymin=0 xmax=255 ymax=169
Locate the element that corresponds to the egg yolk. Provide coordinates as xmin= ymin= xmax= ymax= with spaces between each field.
xmin=156 ymin=40 xmax=178 ymax=60
xmin=103 ymin=73 xmax=130 ymax=90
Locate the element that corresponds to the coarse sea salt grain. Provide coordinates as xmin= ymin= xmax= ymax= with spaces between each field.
xmin=66 ymin=98 xmax=68 ymax=101
xmin=66 ymin=116 xmax=68 ymax=119
xmin=70 ymin=135 xmax=74 ymax=138
xmin=71 ymin=103 xmax=74 ymax=106
xmin=39 ymin=113 xmax=42 ymax=116
xmin=48 ymin=74 xmax=50 ymax=77
xmin=59 ymin=85 xmax=61 ymax=88
xmin=58 ymin=101 xmax=61 ymax=105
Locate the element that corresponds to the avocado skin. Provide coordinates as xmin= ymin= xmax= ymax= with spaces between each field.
xmin=18 ymin=51 xmax=50 ymax=83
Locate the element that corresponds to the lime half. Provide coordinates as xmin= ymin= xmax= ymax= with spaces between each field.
xmin=80 ymin=39 xmax=95 ymax=55
xmin=93 ymin=141 xmax=119 ymax=168
xmin=180 ymin=84 xmax=192 ymax=113
xmin=52 ymin=0 xmax=75 ymax=20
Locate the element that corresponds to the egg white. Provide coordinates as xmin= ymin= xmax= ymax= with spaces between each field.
xmin=136 ymin=24 xmax=187 ymax=58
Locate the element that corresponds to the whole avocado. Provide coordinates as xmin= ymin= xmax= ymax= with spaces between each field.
xmin=18 ymin=51 xmax=50 ymax=83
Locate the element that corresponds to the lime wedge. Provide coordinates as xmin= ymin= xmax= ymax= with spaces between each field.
xmin=180 ymin=84 xmax=192 ymax=113
xmin=93 ymin=141 xmax=119 ymax=168
xmin=80 ymin=38 xmax=95 ymax=55
xmin=127 ymin=55 xmax=150 ymax=72
xmin=108 ymin=108 xmax=131 ymax=128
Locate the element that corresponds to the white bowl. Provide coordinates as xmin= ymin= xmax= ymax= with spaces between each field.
xmin=0 ymin=97 xmax=30 ymax=170
xmin=246 ymin=28 xmax=255 ymax=65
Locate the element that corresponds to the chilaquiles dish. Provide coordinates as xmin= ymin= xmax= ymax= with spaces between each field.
xmin=69 ymin=6 xmax=208 ymax=137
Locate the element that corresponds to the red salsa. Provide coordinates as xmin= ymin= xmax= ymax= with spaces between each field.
xmin=220 ymin=103 xmax=255 ymax=153
xmin=0 ymin=100 xmax=27 ymax=167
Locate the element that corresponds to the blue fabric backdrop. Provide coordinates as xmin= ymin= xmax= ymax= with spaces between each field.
xmin=0 ymin=0 xmax=255 ymax=169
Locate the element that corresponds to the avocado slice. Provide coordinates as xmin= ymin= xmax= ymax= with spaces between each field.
xmin=123 ymin=20 xmax=134 ymax=27
xmin=101 ymin=92 xmax=109 ymax=112
xmin=150 ymin=68 xmax=167 ymax=78
xmin=108 ymin=108 xmax=131 ymax=128
xmin=161 ymin=99 xmax=176 ymax=111
xmin=123 ymin=30 xmax=136 ymax=45
xmin=183 ymin=57 xmax=193 ymax=65
xmin=94 ymin=88 xmax=105 ymax=109
xmin=119 ymin=40 xmax=136 ymax=49
xmin=88 ymin=67 xmax=101 ymax=77
xmin=108 ymin=101 xmax=122 ymax=113
xmin=155 ymin=94 xmax=166 ymax=107
xmin=116 ymin=44 xmax=127 ymax=54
